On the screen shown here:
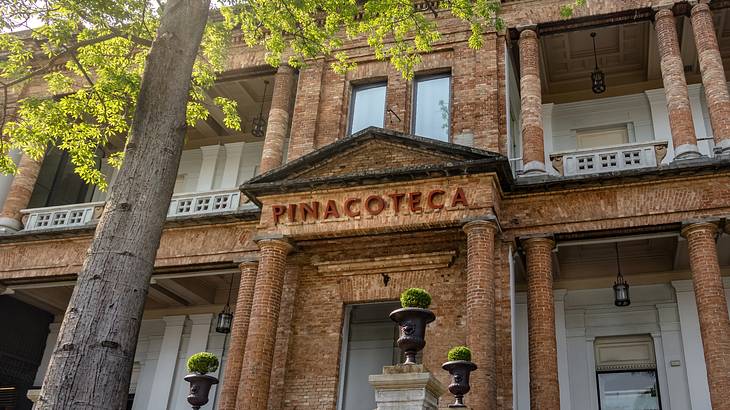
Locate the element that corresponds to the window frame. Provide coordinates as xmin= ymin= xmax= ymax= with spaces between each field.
xmin=595 ymin=369 xmax=662 ymax=410
xmin=411 ymin=72 xmax=452 ymax=142
xmin=347 ymin=81 xmax=388 ymax=135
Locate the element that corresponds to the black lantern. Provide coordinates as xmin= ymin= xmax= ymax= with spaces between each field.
xmin=590 ymin=32 xmax=606 ymax=94
xmin=216 ymin=273 xmax=235 ymax=333
xmin=250 ymin=80 xmax=269 ymax=139
xmin=613 ymin=243 xmax=630 ymax=307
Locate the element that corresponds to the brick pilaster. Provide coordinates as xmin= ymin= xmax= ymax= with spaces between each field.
xmin=218 ymin=259 xmax=258 ymax=410
xmin=518 ymin=28 xmax=546 ymax=174
xmin=690 ymin=3 xmax=730 ymax=155
xmin=0 ymin=153 xmax=43 ymax=231
xmin=463 ymin=219 xmax=499 ymax=410
xmin=655 ymin=7 xmax=701 ymax=159
xmin=260 ymin=66 xmax=295 ymax=173
xmin=681 ymin=222 xmax=730 ymax=410
xmin=236 ymin=238 xmax=292 ymax=410
xmin=523 ymin=237 xmax=560 ymax=410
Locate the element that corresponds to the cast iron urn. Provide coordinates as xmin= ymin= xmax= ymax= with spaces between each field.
xmin=442 ymin=360 xmax=478 ymax=408
xmin=184 ymin=374 xmax=219 ymax=410
xmin=389 ymin=307 xmax=436 ymax=364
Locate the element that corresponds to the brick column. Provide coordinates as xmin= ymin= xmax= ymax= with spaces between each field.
xmin=218 ymin=259 xmax=258 ymax=410
xmin=690 ymin=3 xmax=730 ymax=155
xmin=523 ymin=237 xmax=560 ymax=410
xmin=237 ymin=238 xmax=292 ymax=410
xmin=463 ymin=219 xmax=499 ymax=410
xmin=0 ymin=153 xmax=43 ymax=232
xmin=260 ymin=66 xmax=295 ymax=173
xmin=681 ymin=222 xmax=730 ymax=410
xmin=655 ymin=7 xmax=701 ymax=159
xmin=519 ymin=27 xmax=546 ymax=175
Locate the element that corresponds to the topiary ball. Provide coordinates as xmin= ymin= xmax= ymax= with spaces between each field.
xmin=400 ymin=288 xmax=432 ymax=309
xmin=187 ymin=352 xmax=219 ymax=374
xmin=447 ymin=346 xmax=472 ymax=362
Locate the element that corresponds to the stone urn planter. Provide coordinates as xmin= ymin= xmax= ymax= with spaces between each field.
xmin=442 ymin=346 xmax=477 ymax=408
xmin=184 ymin=352 xmax=220 ymax=409
xmin=390 ymin=288 xmax=435 ymax=364
xmin=184 ymin=373 xmax=219 ymax=409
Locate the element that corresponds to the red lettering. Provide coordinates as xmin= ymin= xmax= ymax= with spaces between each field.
xmin=388 ymin=193 xmax=406 ymax=214
xmin=451 ymin=187 xmax=469 ymax=208
xmin=366 ymin=195 xmax=386 ymax=215
xmin=288 ymin=204 xmax=297 ymax=222
xmin=323 ymin=200 xmax=340 ymax=219
xmin=300 ymin=201 xmax=320 ymax=221
xmin=427 ymin=190 xmax=445 ymax=209
xmin=408 ymin=192 xmax=423 ymax=213
xmin=272 ymin=205 xmax=287 ymax=224
xmin=344 ymin=198 xmax=361 ymax=217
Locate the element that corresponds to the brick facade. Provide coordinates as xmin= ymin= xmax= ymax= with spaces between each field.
xmin=681 ymin=222 xmax=730 ymax=410
xmin=3 ymin=1 xmax=730 ymax=410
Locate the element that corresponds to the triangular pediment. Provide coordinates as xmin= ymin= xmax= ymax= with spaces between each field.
xmin=241 ymin=127 xmax=511 ymax=202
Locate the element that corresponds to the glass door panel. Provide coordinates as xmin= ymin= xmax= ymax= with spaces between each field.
xmin=597 ymin=371 xmax=661 ymax=410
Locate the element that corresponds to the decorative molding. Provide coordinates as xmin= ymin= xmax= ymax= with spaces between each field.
xmin=313 ymin=250 xmax=456 ymax=276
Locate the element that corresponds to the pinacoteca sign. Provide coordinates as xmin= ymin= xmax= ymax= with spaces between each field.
xmin=256 ymin=176 xmax=499 ymax=238
xmin=271 ymin=187 xmax=469 ymax=224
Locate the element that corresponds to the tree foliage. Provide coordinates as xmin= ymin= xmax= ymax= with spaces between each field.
xmin=0 ymin=0 xmax=582 ymax=191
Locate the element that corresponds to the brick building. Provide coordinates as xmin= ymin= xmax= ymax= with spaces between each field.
xmin=1 ymin=0 xmax=730 ymax=409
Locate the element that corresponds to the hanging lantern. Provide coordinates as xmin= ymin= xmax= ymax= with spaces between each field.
xmin=216 ymin=273 xmax=236 ymax=334
xmin=613 ymin=243 xmax=630 ymax=307
xmin=590 ymin=32 xmax=606 ymax=94
xmin=250 ymin=80 xmax=269 ymax=139
xmin=215 ymin=305 xmax=233 ymax=334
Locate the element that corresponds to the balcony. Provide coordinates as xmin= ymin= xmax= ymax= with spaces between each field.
xmin=549 ymin=141 xmax=668 ymax=177
xmin=21 ymin=188 xmax=251 ymax=231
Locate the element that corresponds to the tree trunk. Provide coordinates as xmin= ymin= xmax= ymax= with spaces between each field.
xmin=36 ymin=0 xmax=210 ymax=408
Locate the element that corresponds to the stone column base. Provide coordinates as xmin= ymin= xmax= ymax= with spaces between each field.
xmin=27 ymin=388 xmax=41 ymax=408
xmin=0 ymin=216 xmax=22 ymax=233
xmin=369 ymin=364 xmax=447 ymax=410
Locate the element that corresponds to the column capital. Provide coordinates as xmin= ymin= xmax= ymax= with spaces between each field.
xmin=462 ymin=216 xmax=500 ymax=234
xmin=522 ymin=235 xmax=556 ymax=250
xmin=236 ymin=257 xmax=260 ymax=270
xmin=516 ymin=23 xmax=538 ymax=35
xmin=254 ymin=235 xmax=294 ymax=253
xmin=690 ymin=1 xmax=712 ymax=15
xmin=653 ymin=3 xmax=676 ymax=14
xmin=681 ymin=221 xmax=720 ymax=238
xmin=275 ymin=64 xmax=294 ymax=75
xmin=161 ymin=315 xmax=186 ymax=327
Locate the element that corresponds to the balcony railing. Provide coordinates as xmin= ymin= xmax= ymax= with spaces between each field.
xmin=549 ymin=141 xmax=668 ymax=177
xmin=21 ymin=189 xmax=248 ymax=231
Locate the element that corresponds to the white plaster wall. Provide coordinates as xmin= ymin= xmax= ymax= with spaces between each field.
xmin=514 ymin=284 xmax=693 ymax=410
xmin=548 ymin=93 xmax=655 ymax=152
xmin=0 ymin=149 xmax=22 ymax=210
xmin=33 ymin=315 xmax=229 ymax=410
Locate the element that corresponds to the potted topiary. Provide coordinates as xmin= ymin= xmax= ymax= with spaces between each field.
xmin=442 ymin=346 xmax=478 ymax=408
xmin=389 ymin=288 xmax=436 ymax=364
xmin=184 ymin=352 xmax=220 ymax=410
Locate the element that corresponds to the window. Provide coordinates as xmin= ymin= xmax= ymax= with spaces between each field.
xmin=412 ymin=74 xmax=451 ymax=142
xmin=594 ymin=335 xmax=661 ymax=410
xmin=349 ymin=83 xmax=387 ymax=134
xmin=337 ymin=302 xmax=400 ymax=410
xmin=28 ymin=147 xmax=100 ymax=208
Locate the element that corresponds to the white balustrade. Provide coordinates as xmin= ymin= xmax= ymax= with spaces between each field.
xmin=21 ymin=189 xmax=245 ymax=231
xmin=550 ymin=141 xmax=668 ymax=177
xmin=22 ymin=202 xmax=102 ymax=231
